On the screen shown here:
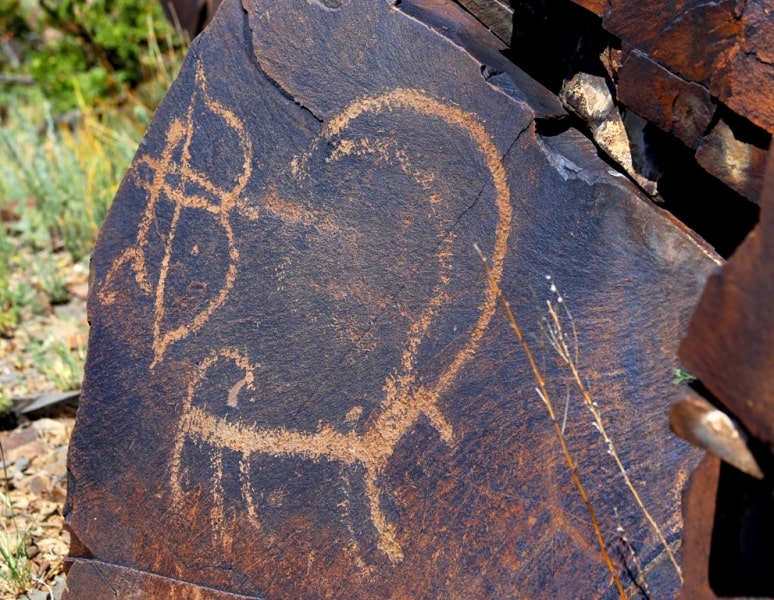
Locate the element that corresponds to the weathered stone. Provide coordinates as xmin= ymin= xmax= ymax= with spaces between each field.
xmin=65 ymin=0 xmax=720 ymax=597
xmin=66 ymin=561 xmax=256 ymax=599
xmin=679 ymin=454 xmax=774 ymax=599
xmin=696 ymin=117 xmax=769 ymax=204
xmin=604 ymin=0 xmax=774 ymax=135
xmin=571 ymin=0 xmax=605 ymax=17
xmin=721 ymin=0 xmax=774 ymax=135
xmin=623 ymin=110 xmax=665 ymax=187
xmin=670 ymin=388 xmax=763 ymax=480
xmin=676 ymin=144 xmax=774 ymax=598
xmin=560 ymin=69 xmax=659 ymax=194
xmin=455 ymin=0 xmax=513 ymax=45
xmin=617 ymin=49 xmax=714 ymax=150
xmin=678 ymin=454 xmax=722 ymax=600
xmin=604 ymin=0 xmax=739 ymax=86
xmin=679 ymin=147 xmax=774 ymax=448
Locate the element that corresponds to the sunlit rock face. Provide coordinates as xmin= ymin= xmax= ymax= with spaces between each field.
xmin=64 ymin=1 xmax=718 ymax=598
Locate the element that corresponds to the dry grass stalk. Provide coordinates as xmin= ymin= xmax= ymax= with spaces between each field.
xmin=613 ymin=507 xmax=653 ymax=598
xmin=474 ymin=244 xmax=628 ymax=599
xmin=542 ymin=277 xmax=683 ymax=583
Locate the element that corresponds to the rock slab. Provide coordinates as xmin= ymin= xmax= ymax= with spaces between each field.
xmin=65 ymin=0 xmax=720 ymax=597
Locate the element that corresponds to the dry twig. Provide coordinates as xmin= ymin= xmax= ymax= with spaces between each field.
xmin=542 ymin=276 xmax=682 ymax=583
xmin=474 ymin=244 xmax=627 ymax=599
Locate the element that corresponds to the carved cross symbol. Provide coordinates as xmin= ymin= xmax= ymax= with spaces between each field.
xmin=98 ymin=62 xmax=258 ymax=368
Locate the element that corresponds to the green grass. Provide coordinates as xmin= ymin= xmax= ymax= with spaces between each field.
xmin=0 ymin=92 xmax=141 ymax=395
xmin=0 ymin=9 xmax=187 ymax=596
xmin=0 ymin=11 xmax=187 ymax=399
xmin=0 ymin=89 xmax=143 ymax=263
xmin=29 ymin=334 xmax=86 ymax=392
xmin=0 ymin=235 xmax=27 ymax=337
xmin=0 ymin=443 xmax=31 ymax=597
xmin=672 ymin=367 xmax=696 ymax=385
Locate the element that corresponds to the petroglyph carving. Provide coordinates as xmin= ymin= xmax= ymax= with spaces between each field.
xmin=170 ymin=89 xmax=512 ymax=563
xmin=98 ymin=62 xmax=257 ymax=368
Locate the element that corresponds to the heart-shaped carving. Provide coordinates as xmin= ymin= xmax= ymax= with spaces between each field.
xmin=115 ymin=79 xmax=513 ymax=564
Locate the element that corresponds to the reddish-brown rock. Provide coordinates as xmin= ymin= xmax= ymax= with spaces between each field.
xmin=678 ymin=453 xmax=774 ymax=599
xmin=617 ymin=49 xmax=714 ymax=150
xmin=561 ymin=0 xmax=773 ymax=202
xmin=722 ymin=1 xmax=774 ymax=134
xmin=679 ymin=149 xmax=774 ymax=446
xmin=604 ymin=0 xmax=774 ymax=135
xmin=676 ymin=137 xmax=774 ymax=599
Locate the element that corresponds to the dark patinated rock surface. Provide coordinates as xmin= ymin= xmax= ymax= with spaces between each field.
xmin=65 ymin=0 xmax=719 ymax=597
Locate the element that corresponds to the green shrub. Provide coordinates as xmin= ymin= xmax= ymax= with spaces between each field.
xmin=2 ymin=0 xmax=181 ymax=111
